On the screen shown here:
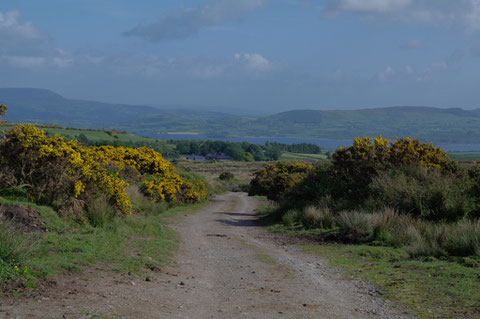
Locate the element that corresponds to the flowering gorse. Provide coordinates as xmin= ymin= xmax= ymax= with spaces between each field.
xmin=0 ymin=124 xmax=208 ymax=219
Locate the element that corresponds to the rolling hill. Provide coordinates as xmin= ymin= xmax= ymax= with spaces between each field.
xmin=2 ymin=88 xmax=480 ymax=145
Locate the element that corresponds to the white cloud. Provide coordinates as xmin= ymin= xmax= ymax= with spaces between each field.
xmin=325 ymin=0 xmax=480 ymax=31
xmin=377 ymin=65 xmax=395 ymax=81
xmin=336 ymin=0 xmax=411 ymax=14
xmin=124 ymin=0 xmax=268 ymax=42
xmin=234 ymin=53 xmax=270 ymax=70
xmin=0 ymin=10 xmax=74 ymax=69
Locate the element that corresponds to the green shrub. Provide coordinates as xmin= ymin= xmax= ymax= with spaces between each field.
xmin=332 ymin=136 xmax=453 ymax=201
xmin=301 ymin=206 xmax=335 ymax=229
xmin=280 ymin=162 xmax=346 ymax=211
xmin=86 ymin=196 xmax=116 ymax=227
xmin=369 ymin=166 xmax=474 ymax=222
xmin=249 ymin=162 xmax=313 ymax=201
xmin=282 ymin=210 xmax=301 ymax=227
xmin=219 ymin=171 xmax=234 ymax=181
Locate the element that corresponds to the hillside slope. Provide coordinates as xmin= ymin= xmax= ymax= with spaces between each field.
xmin=2 ymin=88 xmax=480 ymax=144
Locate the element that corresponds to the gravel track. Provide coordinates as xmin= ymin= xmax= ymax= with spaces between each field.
xmin=0 ymin=192 xmax=408 ymax=318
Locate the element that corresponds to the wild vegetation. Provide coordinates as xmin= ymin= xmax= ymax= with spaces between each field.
xmin=251 ymin=135 xmax=480 ymax=317
xmin=252 ymin=136 xmax=480 ymax=259
xmin=0 ymin=106 xmax=208 ymax=289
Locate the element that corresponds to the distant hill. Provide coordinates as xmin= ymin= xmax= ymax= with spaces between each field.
xmin=0 ymin=88 xmax=234 ymax=129
xmin=2 ymin=88 xmax=480 ymax=145
xmin=120 ymin=106 xmax=480 ymax=144
xmin=0 ymin=88 xmax=167 ymax=127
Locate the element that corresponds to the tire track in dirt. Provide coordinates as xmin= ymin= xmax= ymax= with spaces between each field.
xmin=1 ymin=193 xmax=408 ymax=319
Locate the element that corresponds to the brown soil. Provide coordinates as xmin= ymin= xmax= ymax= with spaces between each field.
xmin=0 ymin=204 xmax=47 ymax=232
xmin=0 ymin=193 xmax=409 ymax=318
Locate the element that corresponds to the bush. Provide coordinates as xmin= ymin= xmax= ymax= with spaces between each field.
xmin=219 ymin=171 xmax=234 ymax=181
xmin=332 ymin=136 xmax=453 ymax=200
xmin=281 ymin=162 xmax=346 ymax=211
xmin=0 ymin=125 xmax=208 ymax=221
xmin=249 ymin=162 xmax=313 ymax=201
xmin=0 ymin=104 xmax=6 ymax=120
xmin=0 ymin=124 xmax=131 ymax=216
xmin=368 ymin=166 xmax=475 ymax=222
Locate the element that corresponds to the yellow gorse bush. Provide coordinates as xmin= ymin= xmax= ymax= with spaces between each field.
xmin=249 ymin=162 xmax=313 ymax=201
xmin=0 ymin=124 xmax=208 ymax=219
xmin=0 ymin=124 xmax=132 ymax=215
xmin=332 ymin=135 xmax=452 ymax=195
xmin=92 ymin=145 xmax=207 ymax=204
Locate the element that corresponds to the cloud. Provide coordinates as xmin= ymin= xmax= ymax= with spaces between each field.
xmin=330 ymin=0 xmax=411 ymax=14
xmin=377 ymin=66 xmax=395 ymax=82
xmin=234 ymin=53 xmax=270 ymax=71
xmin=325 ymin=0 xmax=480 ymax=31
xmin=400 ymin=39 xmax=423 ymax=50
xmin=0 ymin=10 xmax=54 ymax=56
xmin=124 ymin=0 xmax=268 ymax=42
xmin=0 ymin=10 xmax=73 ymax=69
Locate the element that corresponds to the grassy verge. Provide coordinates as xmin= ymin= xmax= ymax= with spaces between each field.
xmin=0 ymin=198 xmax=208 ymax=293
xmin=280 ymin=152 xmax=327 ymax=161
xmin=301 ymin=244 xmax=480 ymax=319
xmin=258 ymin=208 xmax=480 ymax=318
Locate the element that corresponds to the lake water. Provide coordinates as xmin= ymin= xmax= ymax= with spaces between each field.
xmin=140 ymin=133 xmax=480 ymax=152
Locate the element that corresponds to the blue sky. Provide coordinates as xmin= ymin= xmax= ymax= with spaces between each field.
xmin=1 ymin=0 xmax=480 ymax=115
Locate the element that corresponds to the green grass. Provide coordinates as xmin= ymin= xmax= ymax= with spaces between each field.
xmin=258 ymin=206 xmax=480 ymax=318
xmin=280 ymin=152 xmax=327 ymax=161
xmin=0 ymin=123 xmax=177 ymax=154
xmin=0 ymin=198 xmax=207 ymax=291
xmin=301 ymin=244 xmax=480 ymax=319
xmin=448 ymin=151 xmax=480 ymax=160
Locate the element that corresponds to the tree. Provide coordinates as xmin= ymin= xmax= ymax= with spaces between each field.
xmin=0 ymin=104 xmax=7 ymax=120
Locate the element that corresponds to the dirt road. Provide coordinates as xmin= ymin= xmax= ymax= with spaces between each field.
xmin=1 ymin=193 xmax=407 ymax=318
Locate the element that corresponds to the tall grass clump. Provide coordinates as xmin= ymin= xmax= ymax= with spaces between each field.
xmin=334 ymin=211 xmax=375 ymax=241
xmin=282 ymin=210 xmax=301 ymax=227
xmin=126 ymin=185 xmax=169 ymax=216
xmin=444 ymin=219 xmax=480 ymax=257
xmin=369 ymin=166 xmax=474 ymax=222
xmin=0 ymin=222 xmax=32 ymax=282
xmin=301 ymin=206 xmax=335 ymax=229
xmin=85 ymin=196 xmax=116 ymax=228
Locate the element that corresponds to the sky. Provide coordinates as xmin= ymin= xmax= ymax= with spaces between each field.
xmin=1 ymin=0 xmax=480 ymax=115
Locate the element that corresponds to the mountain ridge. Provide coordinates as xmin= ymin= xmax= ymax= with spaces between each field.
xmin=2 ymin=88 xmax=480 ymax=145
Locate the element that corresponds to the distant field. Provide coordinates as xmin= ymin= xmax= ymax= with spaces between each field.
xmin=0 ymin=123 xmax=153 ymax=143
xmin=0 ymin=123 xmax=133 ymax=141
xmin=280 ymin=152 xmax=327 ymax=161
xmin=448 ymin=152 xmax=480 ymax=160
